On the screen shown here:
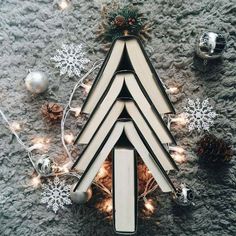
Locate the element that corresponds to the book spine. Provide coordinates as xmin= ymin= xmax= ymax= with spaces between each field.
xmin=112 ymin=148 xmax=137 ymax=234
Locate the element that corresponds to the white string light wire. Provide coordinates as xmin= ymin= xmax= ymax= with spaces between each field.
xmin=0 ymin=59 xmax=185 ymax=207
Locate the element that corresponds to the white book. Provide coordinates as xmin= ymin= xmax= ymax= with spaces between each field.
xmin=81 ymin=36 xmax=174 ymax=115
xmin=76 ymin=72 xmax=175 ymax=145
xmin=124 ymin=122 xmax=175 ymax=192
xmin=113 ymin=148 xmax=137 ymax=234
xmin=72 ymin=121 xmax=175 ymax=193
xmin=74 ymin=122 xmax=124 ymax=192
xmin=74 ymin=98 xmax=177 ymax=172
xmin=126 ymin=39 xmax=173 ymax=114
xmin=72 ymin=120 xmax=176 ymax=234
xmin=82 ymin=39 xmax=125 ymax=114
xmin=125 ymin=101 xmax=177 ymax=171
xmin=73 ymin=101 xmax=125 ymax=172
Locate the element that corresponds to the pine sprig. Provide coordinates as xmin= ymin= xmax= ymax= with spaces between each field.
xmin=97 ymin=4 xmax=152 ymax=42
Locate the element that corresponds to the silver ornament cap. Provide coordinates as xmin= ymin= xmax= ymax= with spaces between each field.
xmin=25 ymin=71 xmax=49 ymax=94
xmin=70 ymin=183 xmax=92 ymax=204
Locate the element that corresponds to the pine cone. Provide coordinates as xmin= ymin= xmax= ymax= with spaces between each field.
xmin=41 ymin=102 xmax=63 ymax=122
xmin=196 ymin=133 xmax=233 ymax=164
xmin=114 ymin=15 xmax=125 ymax=26
xmin=128 ymin=17 xmax=136 ymax=25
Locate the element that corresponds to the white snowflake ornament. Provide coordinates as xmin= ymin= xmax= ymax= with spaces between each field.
xmin=41 ymin=176 xmax=72 ymax=213
xmin=183 ymin=98 xmax=217 ymax=132
xmin=52 ymin=44 xmax=90 ymax=77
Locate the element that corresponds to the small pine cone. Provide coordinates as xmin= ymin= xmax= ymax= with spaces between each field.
xmin=114 ymin=15 xmax=125 ymax=26
xmin=41 ymin=102 xmax=63 ymax=122
xmin=128 ymin=18 xmax=136 ymax=25
xmin=196 ymin=133 xmax=233 ymax=164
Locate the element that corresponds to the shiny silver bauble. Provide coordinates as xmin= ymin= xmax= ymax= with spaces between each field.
xmin=36 ymin=156 xmax=52 ymax=176
xmin=173 ymin=184 xmax=195 ymax=206
xmin=196 ymin=32 xmax=226 ymax=60
xmin=70 ymin=183 xmax=92 ymax=204
xmin=25 ymin=71 xmax=49 ymax=94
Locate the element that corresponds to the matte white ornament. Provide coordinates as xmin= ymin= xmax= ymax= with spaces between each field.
xmin=25 ymin=71 xmax=49 ymax=94
xmin=70 ymin=183 xmax=92 ymax=204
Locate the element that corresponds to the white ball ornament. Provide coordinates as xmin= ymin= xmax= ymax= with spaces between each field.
xmin=25 ymin=71 xmax=49 ymax=94
xmin=70 ymin=183 xmax=92 ymax=204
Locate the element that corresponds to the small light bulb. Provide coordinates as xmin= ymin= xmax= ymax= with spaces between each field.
xmin=81 ymin=83 xmax=92 ymax=94
xmin=31 ymin=137 xmax=50 ymax=151
xmin=31 ymin=176 xmax=41 ymax=188
xmin=171 ymin=153 xmax=186 ymax=164
xmin=62 ymin=165 xmax=69 ymax=173
xmin=10 ymin=121 xmax=21 ymax=132
xmin=71 ymin=107 xmax=81 ymax=117
xmin=97 ymin=165 xmax=107 ymax=179
xmin=171 ymin=114 xmax=188 ymax=126
xmin=168 ymin=87 xmax=179 ymax=94
xmin=64 ymin=133 xmax=75 ymax=144
xmin=32 ymin=137 xmax=50 ymax=144
xmin=144 ymin=199 xmax=155 ymax=213
xmin=104 ymin=198 xmax=112 ymax=212
xmin=169 ymin=146 xmax=185 ymax=154
xmin=58 ymin=0 xmax=70 ymax=10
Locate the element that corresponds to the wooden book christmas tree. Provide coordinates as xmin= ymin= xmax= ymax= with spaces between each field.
xmin=72 ymin=36 xmax=178 ymax=234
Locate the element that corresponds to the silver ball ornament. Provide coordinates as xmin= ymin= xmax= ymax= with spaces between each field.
xmin=36 ymin=156 xmax=52 ymax=176
xmin=174 ymin=183 xmax=195 ymax=206
xmin=70 ymin=183 xmax=92 ymax=204
xmin=196 ymin=32 xmax=226 ymax=60
xmin=25 ymin=71 xmax=49 ymax=94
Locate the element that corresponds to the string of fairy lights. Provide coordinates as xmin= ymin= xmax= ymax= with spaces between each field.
xmin=0 ymin=0 xmax=191 ymax=214
xmin=0 ymin=65 xmax=187 ymax=214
